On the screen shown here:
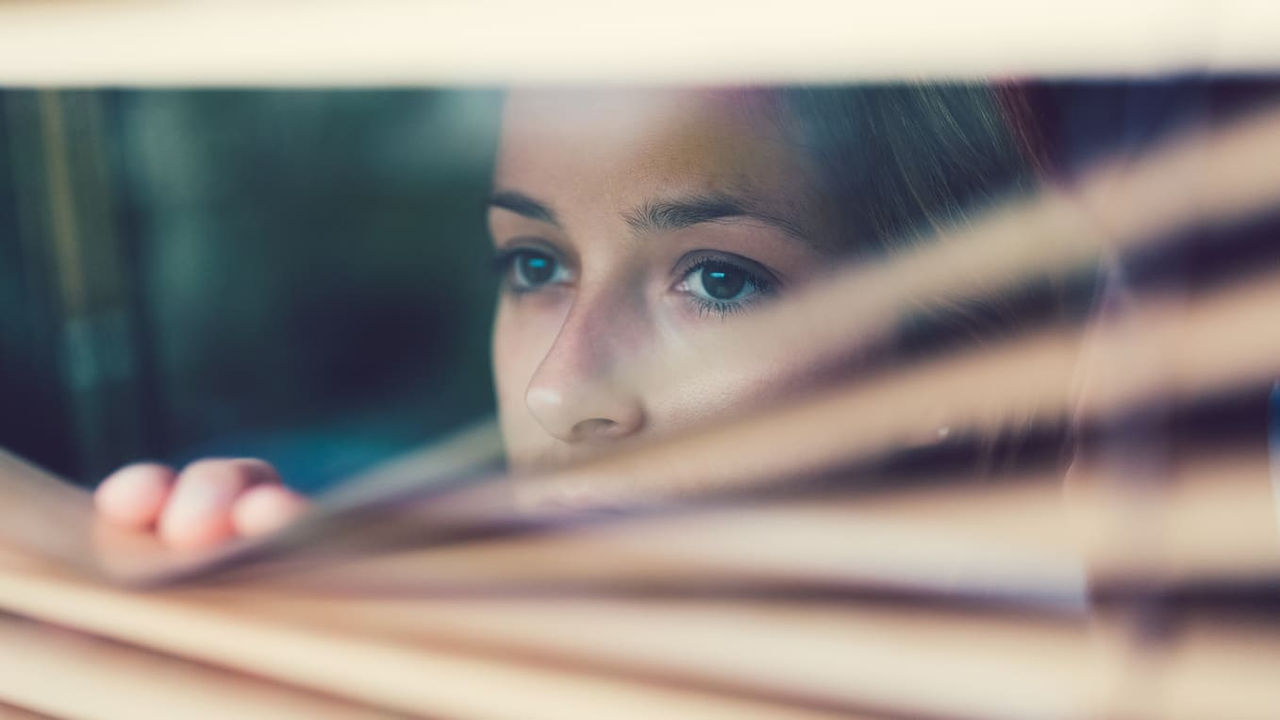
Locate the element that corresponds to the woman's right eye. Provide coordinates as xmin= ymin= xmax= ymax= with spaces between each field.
xmin=495 ymin=248 xmax=570 ymax=292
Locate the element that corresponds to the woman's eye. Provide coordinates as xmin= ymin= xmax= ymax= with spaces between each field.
xmin=675 ymin=258 xmax=776 ymax=317
xmin=497 ymin=249 xmax=569 ymax=292
xmin=696 ymin=264 xmax=751 ymax=301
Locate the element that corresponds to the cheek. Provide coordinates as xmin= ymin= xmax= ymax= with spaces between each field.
xmin=646 ymin=351 xmax=830 ymax=432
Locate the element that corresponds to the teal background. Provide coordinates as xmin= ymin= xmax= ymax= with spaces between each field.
xmin=0 ymin=90 xmax=503 ymax=491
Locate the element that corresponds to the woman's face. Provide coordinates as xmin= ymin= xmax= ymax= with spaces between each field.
xmin=490 ymin=89 xmax=837 ymax=471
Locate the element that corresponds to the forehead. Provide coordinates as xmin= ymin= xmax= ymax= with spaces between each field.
xmin=494 ymin=89 xmax=817 ymax=220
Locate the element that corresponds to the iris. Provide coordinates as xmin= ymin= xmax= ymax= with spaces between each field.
xmin=518 ymin=253 xmax=555 ymax=286
xmin=699 ymin=264 xmax=747 ymax=300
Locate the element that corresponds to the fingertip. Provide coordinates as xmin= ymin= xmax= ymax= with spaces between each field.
xmin=94 ymin=463 xmax=176 ymax=528
xmin=156 ymin=458 xmax=287 ymax=550
xmin=158 ymin=459 xmax=256 ymax=550
xmin=233 ymin=484 xmax=308 ymax=538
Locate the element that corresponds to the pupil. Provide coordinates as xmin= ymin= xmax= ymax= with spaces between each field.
xmin=519 ymin=254 xmax=554 ymax=285
xmin=701 ymin=265 xmax=746 ymax=300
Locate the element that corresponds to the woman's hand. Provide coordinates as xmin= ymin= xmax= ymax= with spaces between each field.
xmin=94 ymin=458 xmax=309 ymax=550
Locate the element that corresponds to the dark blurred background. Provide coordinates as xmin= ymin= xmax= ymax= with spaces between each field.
xmin=2 ymin=82 xmax=1277 ymax=493
xmin=0 ymin=90 xmax=502 ymax=491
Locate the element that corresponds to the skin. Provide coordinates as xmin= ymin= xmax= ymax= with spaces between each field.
xmin=95 ymin=89 xmax=842 ymax=548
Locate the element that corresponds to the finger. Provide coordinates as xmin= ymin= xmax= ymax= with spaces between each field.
xmin=94 ymin=463 xmax=177 ymax=529
xmin=158 ymin=458 xmax=281 ymax=550
xmin=232 ymin=484 xmax=309 ymax=538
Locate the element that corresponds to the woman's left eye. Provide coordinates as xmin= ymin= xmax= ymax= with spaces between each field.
xmin=674 ymin=257 xmax=776 ymax=317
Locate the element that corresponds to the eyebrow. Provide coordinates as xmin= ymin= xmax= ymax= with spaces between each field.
xmin=487 ymin=190 xmax=560 ymax=226
xmin=488 ymin=189 xmax=812 ymax=244
xmin=625 ymin=194 xmax=810 ymax=242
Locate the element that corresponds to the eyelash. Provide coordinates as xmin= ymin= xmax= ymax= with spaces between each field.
xmin=674 ymin=254 xmax=777 ymax=319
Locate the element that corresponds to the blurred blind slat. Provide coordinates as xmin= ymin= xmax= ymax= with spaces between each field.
xmin=0 ymin=1 xmax=1278 ymax=85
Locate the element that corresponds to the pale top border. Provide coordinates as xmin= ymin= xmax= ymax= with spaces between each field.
xmin=0 ymin=0 xmax=1277 ymax=86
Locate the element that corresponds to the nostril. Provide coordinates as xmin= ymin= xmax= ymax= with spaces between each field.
xmin=570 ymin=417 xmax=621 ymax=442
xmin=526 ymin=377 xmax=647 ymax=443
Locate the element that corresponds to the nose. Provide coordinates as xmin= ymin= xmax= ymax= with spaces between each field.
xmin=524 ymin=288 xmax=647 ymax=445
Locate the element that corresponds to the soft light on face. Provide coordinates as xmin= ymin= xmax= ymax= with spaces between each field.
xmin=489 ymin=89 xmax=838 ymax=471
